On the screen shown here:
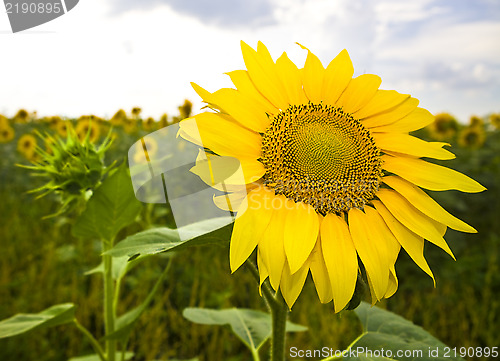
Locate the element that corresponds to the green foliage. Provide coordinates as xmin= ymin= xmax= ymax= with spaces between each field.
xmin=68 ymin=352 xmax=134 ymax=361
xmin=344 ymin=302 xmax=465 ymax=361
xmin=72 ymin=162 xmax=142 ymax=241
xmin=0 ymin=303 xmax=75 ymax=338
xmin=106 ymin=218 xmax=232 ymax=259
xmin=103 ymin=258 xmax=171 ymax=342
xmin=183 ymin=308 xmax=306 ymax=352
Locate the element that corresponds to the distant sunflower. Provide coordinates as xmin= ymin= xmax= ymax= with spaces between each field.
xmin=142 ymin=117 xmax=157 ymax=131
xmin=427 ymin=112 xmax=458 ymax=141
xmin=0 ymin=125 xmax=15 ymax=143
xmin=469 ymin=115 xmax=483 ymax=128
xmin=133 ymin=137 xmax=158 ymax=164
xmin=17 ymin=133 xmax=38 ymax=160
xmin=110 ymin=109 xmax=127 ymax=126
xmin=179 ymin=41 xmax=485 ymax=310
xmin=458 ymin=126 xmax=486 ymax=149
xmin=123 ymin=117 xmax=138 ymax=134
xmin=489 ymin=113 xmax=500 ymax=130
xmin=13 ymin=109 xmax=29 ymax=123
xmin=76 ymin=117 xmax=101 ymax=143
xmin=56 ymin=120 xmax=69 ymax=138
xmin=159 ymin=113 xmax=169 ymax=128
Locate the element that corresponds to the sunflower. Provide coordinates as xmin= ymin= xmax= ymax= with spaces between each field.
xmin=458 ymin=126 xmax=486 ymax=149
xmin=17 ymin=133 xmax=38 ymax=160
xmin=133 ymin=136 xmax=158 ymax=164
xmin=469 ymin=115 xmax=483 ymax=128
xmin=56 ymin=120 xmax=70 ymax=138
xmin=0 ymin=125 xmax=15 ymax=143
xmin=489 ymin=113 xmax=500 ymax=130
xmin=110 ymin=109 xmax=127 ymax=126
xmin=142 ymin=117 xmax=157 ymax=131
xmin=76 ymin=117 xmax=101 ymax=143
xmin=159 ymin=113 xmax=169 ymax=128
xmin=179 ymin=41 xmax=485 ymax=311
xmin=427 ymin=112 xmax=458 ymax=141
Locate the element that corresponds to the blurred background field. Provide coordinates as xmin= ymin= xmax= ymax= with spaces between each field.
xmin=1 ymin=106 xmax=499 ymax=361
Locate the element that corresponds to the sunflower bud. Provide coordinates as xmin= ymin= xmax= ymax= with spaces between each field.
xmin=19 ymin=124 xmax=113 ymax=217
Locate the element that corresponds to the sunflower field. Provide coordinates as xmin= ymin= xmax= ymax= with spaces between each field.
xmin=1 ymin=54 xmax=500 ymax=361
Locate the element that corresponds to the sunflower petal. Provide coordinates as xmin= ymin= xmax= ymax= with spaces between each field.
xmin=230 ymin=188 xmax=275 ymax=272
xmin=284 ymin=200 xmax=320 ymax=274
xmin=373 ymin=133 xmax=455 ymax=160
xmin=383 ymin=176 xmax=476 ymax=233
xmin=259 ymin=195 xmax=288 ymax=290
xmin=322 ymin=49 xmax=354 ymax=106
xmin=373 ymin=200 xmax=435 ymax=284
xmin=382 ymin=155 xmax=486 ymax=193
xmin=241 ymin=41 xmax=288 ymax=110
xmin=371 ymin=107 xmax=435 ymax=133
xmin=337 ymin=74 xmax=382 ymax=114
xmin=226 ymin=70 xmax=278 ymax=115
xmin=297 ymin=43 xmax=325 ymax=103
xmin=280 ymin=260 xmax=310 ymax=309
xmin=355 ymin=90 xmax=410 ymax=119
xmin=321 ymin=214 xmax=358 ymax=312
xmin=276 ymin=52 xmax=308 ymax=106
xmin=348 ymin=208 xmax=389 ymax=302
xmin=377 ymin=188 xmax=455 ymax=259
xmin=209 ymin=88 xmax=271 ymax=132
xmin=386 ymin=264 xmax=398 ymax=298
xmin=309 ymin=237 xmax=333 ymax=304
xmin=257 ymin=249 xmax=269 ymax=296
xmin=179 ymin=113 xmax=262 ymax=160
xmin=362 ymin=97 xmax=419 ymax=129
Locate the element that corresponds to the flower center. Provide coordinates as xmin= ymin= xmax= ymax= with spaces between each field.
xmin=260 ymin=102 xmax=382 ymax=214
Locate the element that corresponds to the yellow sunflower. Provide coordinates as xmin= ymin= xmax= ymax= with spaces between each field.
xmin=76 ymin=117 xmax=101 ymax=143
xmin=427 ymin=112 xmax=458 ymax=141
xmin=110 ymin=109 xmax=127 ymax=126
xmin=458 ymin=126 xmax=486 ymax=149
xmin=489 ymin=113 xmax=500 ymax=130
xmin=56 ymin=120 xmax=70 ymax=138
xmin=133 ymin=136 xmax=158 ymax=164
xmin=469 ymin=115 xmax=483 ymax=128
xmin=17 ymin=133 xmax=38 ymax=160
xmin=179 ymin=41 xmax=485 ymax=311
xmin=142 ymin=117 xmax=157 ymax=131
xmin=0 ymin=125 xmax=15 ymax=143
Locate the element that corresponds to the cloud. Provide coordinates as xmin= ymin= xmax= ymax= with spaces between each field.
xmin=109 ymin=0 xmax=276 ymax=27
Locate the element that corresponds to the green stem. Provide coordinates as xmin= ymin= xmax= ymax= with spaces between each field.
xmin=250 ymin=347 xmax=262 ymax=361
xmin=73 ymin=319 xmax=107 ymax=361
xmin=270 ymin=290 xmax=288 ymax=361
xmin=102 ymin=239 xmax=116 ymax=361
xmin=245 ymin=259 xmax=277 ymax=310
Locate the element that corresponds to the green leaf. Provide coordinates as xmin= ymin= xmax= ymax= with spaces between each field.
xmin=183 ymin=308 xmax=306 ymax=352
xmin=84 ymin=256 xmax=140 ymax=280
xmin=0 ymin=303 xmax=75 ymax=338
xmin=103 ymin=259 xmax=171 ymax=342
xmin=68 ymin=352 xmax=134 ymax=361
xmin=72 ymin=163 xmax=142 ymax=241
xmin=106 ymin=217 xmax=232 ymax=259
xmin=343 ymin=302 xmax=466 ymax=361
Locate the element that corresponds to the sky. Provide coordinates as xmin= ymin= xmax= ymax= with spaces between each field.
xmin=1 ymin=0 xmax=499 ymax=122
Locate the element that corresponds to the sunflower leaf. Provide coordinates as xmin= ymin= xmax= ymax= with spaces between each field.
xmin=72 ymin=162 xmax=142 ymax=241
xmin=105 ymin=217 xmax=232 ymax=259
xmin=183 ymin=308 xmax=306 ymax=352
xmin=0 ymin=303 xmax=75 ymax=338
xmin=342 ymin=302 xmax=465 ymax=361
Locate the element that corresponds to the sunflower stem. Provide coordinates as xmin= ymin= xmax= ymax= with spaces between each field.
xmin=270 ymin=289 xmax=288 ymax=361
xmin=102 ymin=238 xmax=116 ymax=361
xmin=244 ymin=259 xmax=277 ymax=310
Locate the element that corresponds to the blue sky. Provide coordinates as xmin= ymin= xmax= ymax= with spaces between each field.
xmin=1 ymin=0 xmax=499 ymax=122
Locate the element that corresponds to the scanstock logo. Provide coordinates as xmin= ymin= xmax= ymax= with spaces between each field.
xmin=4 ymin=0 xmax=79 ymax=33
